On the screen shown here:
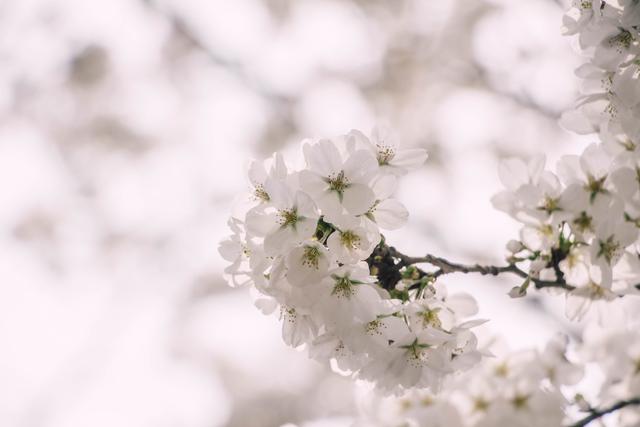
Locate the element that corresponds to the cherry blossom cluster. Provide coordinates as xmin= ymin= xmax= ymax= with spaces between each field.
xmin=579 ymin=323 xmax=640 ymax=425
xmin=491 ymin=145 xmax=640 ymax=320
xmin=355 ymin=332 xmax=640 ymax=427
xmin=561 ymin=0 xmax=640 ymax=142
xmin=219 ymin=129 xmax=486 ymax=393
xmin=491 ymin=0 xmax=640 ymax=320
xmin=355 ymin=335 xmax=581 ymax=427
xmin=354 ymin=331 xmax=640 ymax=427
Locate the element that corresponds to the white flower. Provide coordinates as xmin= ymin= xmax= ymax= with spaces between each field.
xmin=538 ymin=334 xmax=584 ymax=386
xmin=492 ymin=156 xmax=568 ymax=230
xmin=442 ymin=321 xmax=486 ymax=372
xmin=245 ymin=185 xmax=319 ymax=256
xmin=562 ymin=0 xmax=604 ymax=37
xmin=346 ymin=314 xmax=409 ymax=357
xmin=221 ymin=128 xmax=487 ymax=394
xmin=308 ymin=332 xmax=367 ymax=374
xmin=557 ymin=143 xmax=614 ymax=206
xmin=314 ymin=263 xmax=383 ymax=327
xmin=326 ymin=215 xmax=379 ymax=264
xmin=284 ymin=240 xmax=332 ymax=287
xmin=247 ymin=152 xmax=288 ymax=204
xmin=589 ymin=217 xmax=638 ymax=285
xmin=361 ymin=329 xmax=452 ymax=393
xmin=565 ymin=265 xmax=617 ymax=321
xmin=349 ymin=127 xmax=428 ymax=176
xmin=280 ymin=305 xmax=319 ymax=348
xmin=362 ymin=174 xmax=409 ymax=230
xmin=218 ymin=217 xmax=268 ymax=287
xmin=559 ymin=245 xmax=592 ymax=285
xmin=613 ymin=61 xmax=640 ymax=110
xmin=405 ymin=286 xmax=478 ymax=333
xmin=299 ymin=139 xmax=379 ymax=218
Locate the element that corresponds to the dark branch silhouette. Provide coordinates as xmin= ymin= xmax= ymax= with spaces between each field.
xmin=367 ymin=240 xmax=575 ymax=292
xmin=568 ymin=397 xmax=640 ymax=427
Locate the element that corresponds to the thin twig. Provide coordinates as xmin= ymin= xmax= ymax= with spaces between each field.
xmin=568 ymin=397 xmax=640 ymax=427
xmin=387 ymin=246 xmax=575 ymax=291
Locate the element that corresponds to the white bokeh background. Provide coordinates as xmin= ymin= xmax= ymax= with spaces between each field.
xmin=0 ymin=0 xmax=593 ymax=426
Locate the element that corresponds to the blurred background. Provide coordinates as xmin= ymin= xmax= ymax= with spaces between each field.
xmin=0 ymin=0 xmax=592 ymax=426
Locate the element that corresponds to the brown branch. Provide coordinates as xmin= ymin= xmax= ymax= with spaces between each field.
xmin=385 ymin=245 xmax=575 ymax=291
xmin=568 ymin=397 xmax=640 ymax=427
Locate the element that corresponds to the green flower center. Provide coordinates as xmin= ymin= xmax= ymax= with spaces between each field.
xmin=539 ymin=196 xmax=560 ymax=214
xmin=597 ymin=235 xmax=620 ymax=264
xmin=512 ymin=394 xmax=530 ymax=409
xmin=608 ymin=29 xmax=634 ymax=51
xmin=420 ymin=308 xmax=442 ymax=329
xmin=327 ymin=170 xmax=350 ymax=197
xmin=340 ymin=230 xmax=361 ymax=250
xmin=277 ymin=208 xmax=299 ymax=228
xmin=332 ymin=275 xmax=355 ymax=298
xmin=585 ymin=174 xmax=608 ymax=203
xmin=302 ymin=245 xmax=321 ymax=269
xmin=573 ymin=211 xmax=593 ymax=233
xmin=376 ymin=144 xmax=395 ymax=166
xmin=365 ymin=319 xmax=384 ymax=336
xmin=254 ymin=185 xmax=270 ymax=202
xmin=473 ymin=397 xmax=490 ymax=412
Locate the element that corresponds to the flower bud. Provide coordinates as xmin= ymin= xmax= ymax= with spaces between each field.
xmin=508 ymin=285 xmax=527 ymax=298
xmin=506 ymin=239 xmax=524 ymax=254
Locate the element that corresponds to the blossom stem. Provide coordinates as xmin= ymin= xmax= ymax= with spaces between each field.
xmin=384 ymin=245 xmax=575 ymax=291
xmin=568 ymin=397 xmax=640 ymax=427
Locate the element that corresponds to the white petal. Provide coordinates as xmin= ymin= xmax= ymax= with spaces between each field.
xmin=448 ymin=293 xmax=479 ymax=317
xmin=342 ymin=184 xmax=376 ymax=215
xmin=371 ymin=198 xmax=408 ymax=230
xmin=248 ymin=159 xmax=267 ymax=187
xmin=304 ymin=139 xmax=342 ymax=176
xmin=343 ymin=149 xmax=378 ymax=181
xmin=559 ymin=109 xmax=597 ymax=135
xmin=245 ymin=207 xmax=277 ymax=237
xmin=371 ymin=174 xmax=397 ymax=199
xmin=294 ymin=190 xmax=318 ymax=219
xmin=498 ymin=158 xmax=529 ymax=190
xmin=264 ymin=227 xmax=295 ymax=256
xmin=299 ymin=170 xmax=328 ymax=199
xmin=218 ymin=239 xmax=242 ymax=262
xmin=390 ymin=148 xmax=428 ymax=170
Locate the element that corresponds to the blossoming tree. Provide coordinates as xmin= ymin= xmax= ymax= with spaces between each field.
xmin=220 ymin=1 xmax=640 ymax=425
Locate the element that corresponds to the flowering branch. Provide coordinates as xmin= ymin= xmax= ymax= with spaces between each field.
xmin=368 ymin=240 xmax=575 ymax=291
xmin=569 ymin=397 xmax=640 ymax=427
xmin=219 ymin=0 xmax=640 ymax=423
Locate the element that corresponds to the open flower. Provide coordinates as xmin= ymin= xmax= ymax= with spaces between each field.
xmin=218 ymin=217 xmax=268 ymax=287
xmin=361 ymin=329 xmax=452 ymax=393
xmin=314 ymin=263 xmax=382 ymax=327
xmin=247 ymin=152 xmax=288 ymax=204
xmin=361 ymin=174 xmax=409 ymax=230
xmin=349 ymin=127 xmax=428 ymax=176
xmin=299 ymin=139 xmax=378 ymax=218
xmin=284 ymin=240 xmax=332 ymax=287
xmin=245 ymin=185 xmax=319 ymax=256
xmin=327 ymin=215 xmax=379 ymax=264
xmin=565 ymin=263 xmax=618 ymax=321
xmin=589 ymin=217 xmax=638 ymax=286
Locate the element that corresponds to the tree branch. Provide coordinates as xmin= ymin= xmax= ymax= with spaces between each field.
xmin=568 ymin=397 xmax=640 ymax=427
xmin=372 ymin=242 xmax=575 ymax=291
